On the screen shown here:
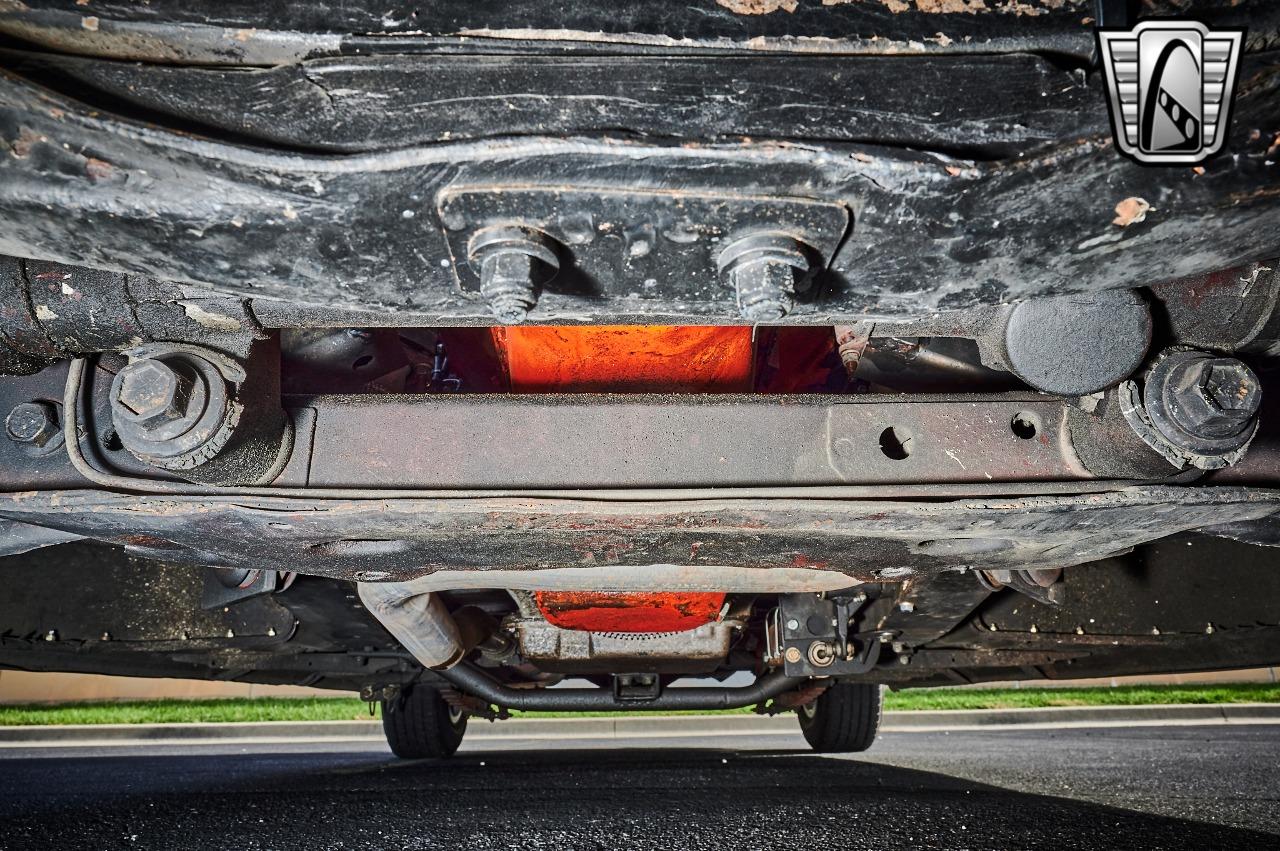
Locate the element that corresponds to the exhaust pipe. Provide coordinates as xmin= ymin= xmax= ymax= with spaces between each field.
xmin=360 ymin=576 xmax=806 ymax=712
xmin=439 ymin=662 xmax=803 ymax=712
xmin=358 ymin=579 xmax=465 ymax=669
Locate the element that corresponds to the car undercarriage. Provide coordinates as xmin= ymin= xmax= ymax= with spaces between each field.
xmin=1 ymin=0 xmax=1279 ymax=756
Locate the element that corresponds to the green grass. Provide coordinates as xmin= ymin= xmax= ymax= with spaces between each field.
xmin=0 ymin=697 xmax=378 ymax=727
xmin=1 ymin=683 xmax=1277 ymax=726
xmin=881 ymin=683 xmax=1280 ymax=711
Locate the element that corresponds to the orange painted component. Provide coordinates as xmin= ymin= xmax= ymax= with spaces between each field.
xmin=500 ymin=329 xmax=744 ymax=631
xmin=534 ymin=591 xmax=727 ymax=633
xmin=494 ymin=326 xmax=754 ymax=392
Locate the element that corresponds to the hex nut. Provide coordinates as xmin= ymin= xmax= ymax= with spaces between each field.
xmin=1180 ymin=358 xmax=1262 ymax=437
xmin=468 ymin=226 xmax=561 ymax=324
xmin=718 ymin=234 xmax=813 ymax=322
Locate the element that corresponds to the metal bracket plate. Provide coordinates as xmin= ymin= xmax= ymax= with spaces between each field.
xmin=774 ymin=594 xmax=880 ymax=677
xmin=437 ymin=186 xmax=850 ymax=302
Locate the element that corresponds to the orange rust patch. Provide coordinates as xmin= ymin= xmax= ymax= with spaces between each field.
xmin=84 ymin=157 xmax=115 ymax=182
xmin=1112 ymin=197 xmax=1151 ymax=227
xmin=913 ymin=0 xmax=987 ymax=12
xmin=9 ymin=126 xmax=42 ymax=158
xmin=716 ymin=0 xmax=797 ymax=13
xmin=824 ymin=0 xmax=1074 ymax=14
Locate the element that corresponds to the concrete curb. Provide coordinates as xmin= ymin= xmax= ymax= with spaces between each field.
xmin=2 ymin=703 xmax=1279 ymax=747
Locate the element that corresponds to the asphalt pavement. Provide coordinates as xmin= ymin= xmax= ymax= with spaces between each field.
xmin=0 ymin=723 xmax=1276 ymax=850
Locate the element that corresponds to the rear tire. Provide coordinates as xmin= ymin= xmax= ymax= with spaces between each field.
xmin=797 ymin=682 xmax=882 ymax=753
xmin=381 ymin=685 xmax=467 ymax=759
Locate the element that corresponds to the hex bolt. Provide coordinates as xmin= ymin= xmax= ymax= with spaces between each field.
xmin=5 ymin=401 xmax=59 ymax=447
xmin=736 ymin=261 xmax=799 ymax=321
xmin=114 ymin=358 xmax=196 ymax=429
xmin=718 ymin=234 xmax=813 ymax=322
xmin=1143 ymin=350 xmax=1263 ymax=458
xmin=109 ymin=350 xmax=234 ymax=473
xmin=468 ymin=226 xmax=561 ymax=324
xmin=482 ymin=253 xmax=541 ymax=323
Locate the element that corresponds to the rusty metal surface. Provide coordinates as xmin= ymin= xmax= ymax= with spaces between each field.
xmin=0 ymin=0 xmax=1110 ymax=65
xmin=294 ymin=393 xmax=1088 ymax=489
xmin=2 ymin=486 xmax=1277 ymax=583
xmin=1 ymin=1 xmax=1269 ymax=66
xmin=0 ymin=52 xmax=1277 ymax=325
xmin=1 ymin=50 xmax=1103 ymax=157
xmin=1149 ymin=261 xmax=1280 ymax=354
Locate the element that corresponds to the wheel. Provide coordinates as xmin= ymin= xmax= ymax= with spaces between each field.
xmin=797 ymin=682 xmax=882 ymax=753
xmin=380 ymin=685 xmax=468 ymax=759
